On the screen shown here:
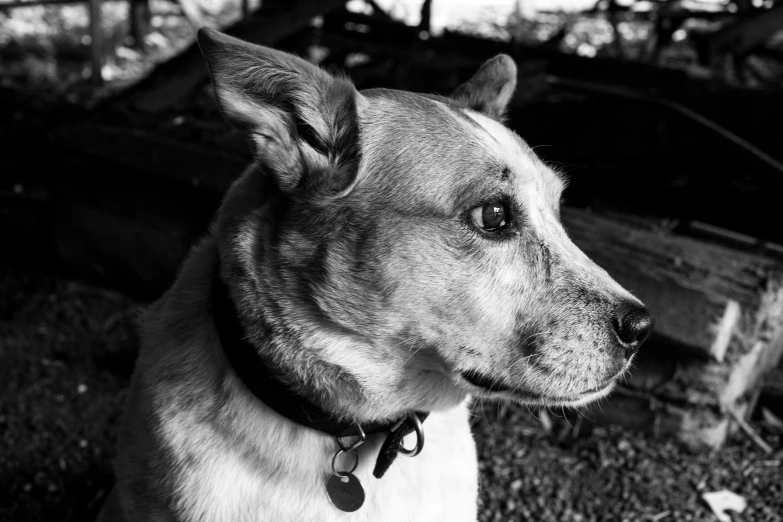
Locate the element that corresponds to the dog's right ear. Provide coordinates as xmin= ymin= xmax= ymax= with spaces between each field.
xmin=450 ymin=54 xmax=517 ymax=121
xmin=197 ymin=28 xmax=360 ymax=194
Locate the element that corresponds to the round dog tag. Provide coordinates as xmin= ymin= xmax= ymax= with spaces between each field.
xmin=326 ymin=473 xmax=365 ymax=512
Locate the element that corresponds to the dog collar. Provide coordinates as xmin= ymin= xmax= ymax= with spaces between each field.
xmin=211 ymin=264 xmax=427 ymax=481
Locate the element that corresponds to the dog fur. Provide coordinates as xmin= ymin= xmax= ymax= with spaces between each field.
xmin=97 ymin=28 xmax=651 ymax=522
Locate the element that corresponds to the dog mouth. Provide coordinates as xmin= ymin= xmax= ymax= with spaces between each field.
xmin=460 ymin=370 xmax=513 ymax=393
xmin=512 ymin=382 xmax=615 ymax=406
xmin=461 ymin=370 xmax=616 ymax=406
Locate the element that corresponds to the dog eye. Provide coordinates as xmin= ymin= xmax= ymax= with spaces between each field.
xmin=471 ymin=202 xmax=509 ymax=231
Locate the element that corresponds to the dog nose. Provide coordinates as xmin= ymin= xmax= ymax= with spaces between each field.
xmin=612 ymin=302 xmax=654 ymax=358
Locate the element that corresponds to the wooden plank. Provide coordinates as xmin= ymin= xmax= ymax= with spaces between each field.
xmin=0 ymin=0 xmax=83 ymax=8
xmin=577 ymin=207 xmax=783 ymax=447
xmin=129 ymin=0 xmax=150 ymax=50
xmin=599 ymin=334 xmax=779 ymax=450
xmin=656 ymin=402 xmax=741 ymax=449
xmin=122 ymin=0 xmax=347 ymax=113
xmin=33 ymin=117 xmax=783 ymax=452
xmin=418 ymin=0 xmax=431 ymax=33
xmin=88 ymin=0 xmax=103 ymax=86
xmin=703 ymin=4 xmax=783 ymax=60
xmin=630 ymin=317 xmax=783 ymax=410
xmin=49 ymin=121 xmax=783 ymax=365
xmin=589 ymin=387 xmax=743 ymax=449
xmin=562 ymin=208 xmax=783 ymax=360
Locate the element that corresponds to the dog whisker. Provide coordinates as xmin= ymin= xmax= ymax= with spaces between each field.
xmin=561 ymin=406 xmax=573 ymax=430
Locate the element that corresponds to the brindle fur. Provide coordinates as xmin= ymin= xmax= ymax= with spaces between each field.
xmin=98 ymin=28 xmax=648 ymax=522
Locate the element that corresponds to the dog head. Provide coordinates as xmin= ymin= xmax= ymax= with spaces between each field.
xmin=199 ymin=29 xmax=653 ymax=422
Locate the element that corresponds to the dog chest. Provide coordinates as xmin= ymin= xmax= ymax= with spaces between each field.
xmin=172 ymin=403 xmax=479 ymax=522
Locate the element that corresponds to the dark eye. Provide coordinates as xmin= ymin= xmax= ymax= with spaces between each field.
xmin=471 ymin=201 xmax=510 ymax=231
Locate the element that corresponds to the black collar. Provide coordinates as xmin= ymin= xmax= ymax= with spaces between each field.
xmin=211 ymin=264 xmax=427 ymax=478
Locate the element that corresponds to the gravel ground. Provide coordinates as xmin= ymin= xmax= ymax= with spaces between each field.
xmin=472 ymin=406 xmax=782 ymax=521
xmin=1 ymin=264 xmax=781 ymax=522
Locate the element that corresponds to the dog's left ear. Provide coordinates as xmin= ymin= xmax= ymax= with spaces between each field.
xmin=197 ymin=27 xmax=360 ymax=195
xmin=450 ymin=55 xmax=517 ymax=120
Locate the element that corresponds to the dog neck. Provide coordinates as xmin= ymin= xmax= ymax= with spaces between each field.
xmin=211 ymin=264 xmax=403 ymax=437
xmin=213 ymin=168 xmax=468 ymax=423
xmin=211 ymin=261 xmax=428 ymax=478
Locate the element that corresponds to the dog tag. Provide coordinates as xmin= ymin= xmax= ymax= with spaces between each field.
xmin=326 ymin=473 xmax=365 ymax=512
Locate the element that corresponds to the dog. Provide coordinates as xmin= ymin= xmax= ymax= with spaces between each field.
xmin=96 ymin=27 xmax=653 ymax=522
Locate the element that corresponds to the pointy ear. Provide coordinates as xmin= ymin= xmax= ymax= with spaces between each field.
xmin=197 ymin=27 xmax=361 ymax=195
xmin=450 ymin=54 xmax=517 ymax=121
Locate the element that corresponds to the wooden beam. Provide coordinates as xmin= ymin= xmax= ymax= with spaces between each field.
xmin=34 ymin=117 xmax=783 ymax=453
xmin=562 ymin=208 xmax=783 ymax=361
xmin=88 ymin=0 xmax=103 ymax=86
xmin=703 ymin=4 xmax=783 ymax=61
xmin=129 ymin=0 xmax=151 ymax=50
xmin=53 ymin=121 xmax=783 ymax=363
xmin=589 ymin=388 xmax=737 ymax=449
xmin=606 ymin=292 xmax=783 ymax=448
xmin=647 ymin=314 xmax=783 ymax=409
xmin=418 ymin=0 xmax=431 ymax=33
xmin=121 ymin=0 xmax=347 ymax=113
xmin=0 ymin=0 xmax=82 ymax=9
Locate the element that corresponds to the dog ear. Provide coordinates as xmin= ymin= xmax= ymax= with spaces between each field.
xmin=197 ymin=27 xmax=360 ymax=194
xmin=451 ymin=54 xmax=517 ymax=120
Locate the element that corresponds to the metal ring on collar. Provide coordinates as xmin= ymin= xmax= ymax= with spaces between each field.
xmin=331 ymin=448 xmax=360 ymax=477
xmin=398 ymin=412 xmax=424 ymax=457
xmin=337 ymin=423 xmax=366 ymax=452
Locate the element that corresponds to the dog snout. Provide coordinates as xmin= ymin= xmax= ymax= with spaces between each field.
xmin=611 ymin=302 xmax=654 ymax=358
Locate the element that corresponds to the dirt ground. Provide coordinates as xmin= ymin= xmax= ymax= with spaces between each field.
xmin=1 ymin=262 xmax=781 ymax=522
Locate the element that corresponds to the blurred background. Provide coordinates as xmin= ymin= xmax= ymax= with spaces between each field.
xmin=1 ymin=0 xmax=783 ymax=520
